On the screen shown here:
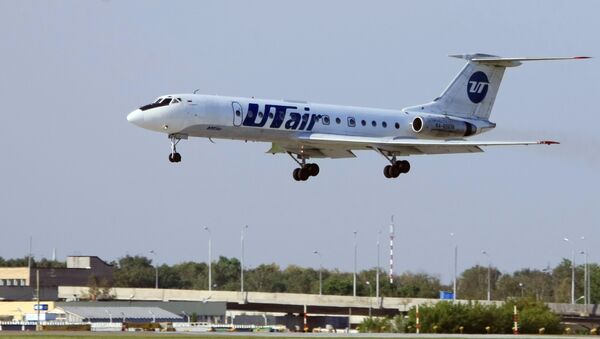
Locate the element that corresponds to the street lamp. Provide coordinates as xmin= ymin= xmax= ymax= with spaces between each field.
xmin=353 ymin=231 xmax=358 ymax=297
xmin=376 ymin=230 xmax=381 ymax=299
xmin=149 ymin=250 xmax=158 ymax=289
xmin=580 ymin=250 xmax=589 ymax=310
xmin=204 ymin=227 xmax=212 ymax=291
xmin=518 ymin=282 xmax=524 ymax=297
xmin=563 ymin=238 xmax=575 ymax=304
xmin=241 ymin=225 xmax=248 ymax=293
xmin=481 ymin=250 xmax=491 ymax=301
xmin=450 ymin=232 xmax=458 ymax=301
xmin=366 ymin=281 xmax=372 ymax=317
xmin=313 ymin=250 xmax=322 ymax=295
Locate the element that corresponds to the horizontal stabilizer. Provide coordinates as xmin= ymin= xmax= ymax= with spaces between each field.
xmin=449 ymin=54 xmax=591 ymax=67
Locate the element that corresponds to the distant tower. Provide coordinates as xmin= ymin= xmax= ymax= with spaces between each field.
xmin=52 ymin=248 xmax=56 ymax=261
xmin=389 ymin=216 xmax=395 ymax=284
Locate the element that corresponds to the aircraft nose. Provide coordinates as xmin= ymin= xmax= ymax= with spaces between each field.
xmin=127 ymin=109 xmax=144 ymax=126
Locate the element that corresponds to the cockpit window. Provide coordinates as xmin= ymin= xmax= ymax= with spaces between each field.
xmin=139 ymin=97 xmax=172 ymax=111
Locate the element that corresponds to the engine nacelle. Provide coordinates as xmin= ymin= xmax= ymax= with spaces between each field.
xmin=411 ymin=116 xmax=477 ymax=138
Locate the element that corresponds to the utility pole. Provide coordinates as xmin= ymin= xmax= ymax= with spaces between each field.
xmin=353 ymin=231 xmax=357 ymax=297
xmin=451 ymin=232 xmax=457 ymax=301
xmin=28 ymin=236 xmax=32 ymax=270
xmin=482 ymin=250 xmax=491 ymax=301
xmin=149 ymin=250 xmax=158 ymax=289
xmin=204 ymin=227 xmax=212 ymax=291
xmin=241 ymin=225 xmax=248 ymax=293
xmin=563 ymin=238 xmax=575 ymax=304
xmin=313 ymin=250 xmax=322 ymax=295
xmin=376 ymin=230 xmax=381 ymax=299
xmin=36 ymin=269 xmax=40 ymax=331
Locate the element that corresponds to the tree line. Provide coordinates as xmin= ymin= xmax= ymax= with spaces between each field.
xmin=2 ymin=255 xmax=597 ymax=303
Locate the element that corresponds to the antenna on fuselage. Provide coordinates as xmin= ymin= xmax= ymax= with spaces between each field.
xmin=193 ymin=89 xmax=200 ymax=94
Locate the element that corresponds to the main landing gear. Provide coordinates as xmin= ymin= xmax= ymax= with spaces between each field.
xmin=168 ymin=134 xmax=186 ymax=163
xmin=383 ymin=160 xmax=410 ymax=178
xmin=374 ymin=148 xmax=410 ymax=178
xmin=288 ymin=152 xmax=320 ymax=181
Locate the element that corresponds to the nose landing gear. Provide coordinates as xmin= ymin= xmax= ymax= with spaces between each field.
xmin=168 ymin=134 xmax=187 ymax=163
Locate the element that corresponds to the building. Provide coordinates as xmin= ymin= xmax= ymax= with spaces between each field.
xmin=55 ymin=301 xmax=226 ymax=323
xmin=0 ymin=256 xmax=113 ymax=301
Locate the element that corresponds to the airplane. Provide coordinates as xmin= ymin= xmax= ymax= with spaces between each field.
xmin=127 ymin=53 xmax=589 ymax=181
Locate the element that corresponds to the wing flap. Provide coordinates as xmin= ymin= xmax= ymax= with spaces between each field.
xmin=297 ymin=133 xmax=557 ymax=156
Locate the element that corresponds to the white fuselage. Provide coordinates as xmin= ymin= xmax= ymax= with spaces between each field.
xmin=127 ymin=94 xmax=493 ymax=143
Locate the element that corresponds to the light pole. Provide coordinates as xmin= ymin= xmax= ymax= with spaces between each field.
xmin=353 ymin=231 xmax=357 ymax=297
xmin=204 ymin=227 xmax=212 ymax=291
xmin=241 ymin=225 xmax=248 ymax=293
xmin=366 ymin=281 xmax=372 ymax=317
xmin=563 ymin=238 xmax=575 ymax=304
xmin=149 ymin=250 xmax=158 ymax=289
xmin=519 ymin=282 xmax=524 ymax=297
xmin=376 ymin=230 xmax=381 ymax=299
xmin=482 ymin=250 xmax=491 ymax=301
xmin=450 ymin=232 xmax=458 ymax=301
xmin=580 ymin=250 xmax=588 ymax=310
xmin=313 ymin=250 xmax=322 ymax=295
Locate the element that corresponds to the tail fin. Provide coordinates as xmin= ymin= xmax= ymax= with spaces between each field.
xmin=409 ymin=54 xmax=590 ymax=120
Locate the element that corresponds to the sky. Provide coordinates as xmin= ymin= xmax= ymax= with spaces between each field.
xmin=1 ymin=0 xmax=598 ymax=283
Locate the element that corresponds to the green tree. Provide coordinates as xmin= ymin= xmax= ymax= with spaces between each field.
xmin=396 ymin=272 xmax=445 ymax=298
xmin=172 ymin=261 xmax=208 ymax=289
xmin=458 ymin=265 xmax=501 ymax=300
xmin=322 ymin=271 xmax=353 ymax=295
xmin=282 ymin=265 xmax=319 ymax=294
xmin=112 ymin=255 xmax=154 ymax=287
xmin=213 ymin=256 xmax=240 ymax=291
xmin=246 ymin=263 xmax=286 ymax=292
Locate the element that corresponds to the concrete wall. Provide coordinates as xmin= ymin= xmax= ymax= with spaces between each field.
xmin=0 ymin=268 xmax=30 ymax=286
xmin=58 ymin=286 xmax=598 ymax=317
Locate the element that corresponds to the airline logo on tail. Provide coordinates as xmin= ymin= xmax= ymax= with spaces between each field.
xmin=467 ymin=71 xmax=489 ymax=103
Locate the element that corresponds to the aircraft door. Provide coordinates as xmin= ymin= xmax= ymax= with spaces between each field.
xmin=232 ymin=102 xmax=243 ymax=126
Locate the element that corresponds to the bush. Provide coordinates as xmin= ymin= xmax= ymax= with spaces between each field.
xmin=403 ymin=299 xmax=561 ymax=334
xmin=358 ymin=317 xmax=392 ymax=333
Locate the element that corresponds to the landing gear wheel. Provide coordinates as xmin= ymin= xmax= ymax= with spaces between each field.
xmin=398 ymin=160 xmax=410 ymax=173
xmin=299 ymin=167 xmax=310 ymax=181
xmin=293 ymin=168 xmax=301 ymax=181
xmin=384 ymin=165 xmax=392 ymax=178
xmin=390 ymin=164 xmax=401 ymax=178
xmin=307 ymin=163 xmax=320 ymax=177
xmin=169 ymin=152 xmax=182 ymax=163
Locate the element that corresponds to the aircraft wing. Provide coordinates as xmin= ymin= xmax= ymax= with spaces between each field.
xmin=294 ymin=133 xmax=558 ymax=156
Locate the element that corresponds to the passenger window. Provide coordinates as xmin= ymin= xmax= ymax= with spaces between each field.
xmin=348 ymin=117 xmax=356 ymax=127
xmin=322 ymin=115 xmax=330 ymax=125
xmin=335 ymin=117 xmax=341 ymax=124
xmin=269 ymin=112 xmax=274 ymax=119
xmin=395 ymin=122 xmax=400 ymax=129
xmin=235 ymin=110 xmax=241 ymax=117
xmin=382 ymin=121 xmax=387 ymax=128
xmin=258 ymin=112 xmax=263 ymax=119
xmin=361 ymin=120 xmax=366 ymax=126
xmin=371 ymin=120 xmax=377 ymax=127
